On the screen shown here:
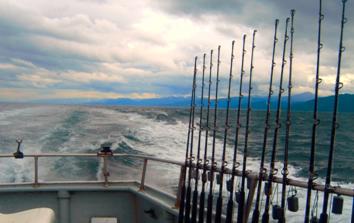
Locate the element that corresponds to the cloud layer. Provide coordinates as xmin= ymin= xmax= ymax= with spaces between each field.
xmin=0 ymin=0 xmax=352 ymax=101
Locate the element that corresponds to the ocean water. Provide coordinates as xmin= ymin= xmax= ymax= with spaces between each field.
xmin=0 ymin=104 xmax=352 ymax=222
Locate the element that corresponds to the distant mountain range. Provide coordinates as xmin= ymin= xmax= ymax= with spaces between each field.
xmin=89 ymin=93 xmax=354 ymax=113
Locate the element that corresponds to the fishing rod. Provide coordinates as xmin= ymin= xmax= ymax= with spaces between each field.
xmin=262 ymin=17 xmax=290 ymax=223
xmin=224 ymin=35 xmax=247 ymax=223
xmin=215 ymin=40 xmax=236 ymax=223
xmin=184 ymin=57 xmax=200 ymax=223
xmin=304 ymin=1 xmax=323 ymax=222
xmin=178 ymin=56 xmax=198 ymax=223
xmin=225 ymin=35 xmax=246 ymax=222
xmin=319 ymin=1 xmax=348 ymax=222
xmin=198 ymin=50 xmax=214 ymax=223
xmin=251 ymin=19 xmax=279 ymax=223
xmin=191 ymin=53 xmax=207 ymax=223
xmin=279 ymin=10 xmax=295 ymax=223
xmin=206 ymin=45 xmax=221 ymax=223
xmin=237 ymin=30 xmax=256 ymax=223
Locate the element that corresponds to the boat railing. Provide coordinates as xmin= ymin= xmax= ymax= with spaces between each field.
xmin=0 ymin=152 xmax=352 ymax=212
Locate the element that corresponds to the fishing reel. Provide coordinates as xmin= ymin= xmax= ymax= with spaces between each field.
xmin=191 ymin=168 xmax=200 ymax=180
xmin=287 ymin=186 xmax=299 ymax=212
xmin=331 ymin=193 xmax=344 ymax=215
xmin=272 ymin=204 xmax=284 ymax=220
xmin=13 ymin=138 xmax=24 ymax=159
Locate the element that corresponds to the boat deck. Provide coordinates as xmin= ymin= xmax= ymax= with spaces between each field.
xmin=0 ymin=181 xmax=179 ymax=223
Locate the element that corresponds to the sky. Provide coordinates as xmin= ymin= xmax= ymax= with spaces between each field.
xmin=0 ymin=0 xmax=353 ymax=102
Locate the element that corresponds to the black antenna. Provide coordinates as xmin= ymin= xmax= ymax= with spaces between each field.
xmin=262 ymin=17 xmax=290 ymax=223
xmin=198 ymin=50 xmax=214 ymax=223
xmin=215 ymin=40 xmax=236 ymax=223
xmin=319 ymin=0 xmax=347 ymax=222
xmin=178 ymin=56 xmax=198 ymax=223
xmin=237 ymin=30 xmax=256 ymax=223
xmin=251 ymin=19 xmax=279 ymax=223
xmin=206 ymin=46 xmax=221 ymax=223
xmin=279 ymin=10 xmax=295 ymax=223
xmin=224 ymin=35 xmax=247 ymax=223
xmin=304 ymin=1 xmax=323 ymax=222
xmin=191 ymin=53 xmax=207 ymax=223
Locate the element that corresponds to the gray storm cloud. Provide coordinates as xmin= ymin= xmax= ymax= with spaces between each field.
xmin=0 ymin=0 xmax=352 ymax=101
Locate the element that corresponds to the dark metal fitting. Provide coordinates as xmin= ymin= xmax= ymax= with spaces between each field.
xmin=273 ymin=168 xmax=278 ymax=175
xmin=335 ymin=122 xmax=340 ymax=129
xmin=320 ymin=14 xmax=324 ymax=20
xmin=235 ymin=161 xmax=241 ymax=168
xmin=281 ymin=169 xmax=289 ymax=176
xmin=317 ymin=78 xmax=323 ymax=84
xmin=338 ymin=82 xmax=344 ymax=89
xmin=341 ymin=46 xmax=346 ymax=52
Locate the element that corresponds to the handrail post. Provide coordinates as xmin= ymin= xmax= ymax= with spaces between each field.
xmin=103 ymin=156 xmax=110 ymax=187
xmin=175 ymin=165 xmax=186 ymax=208
xmin=33 ymin=156 xmax=39 ymax=187
xmin=245 ymin=176 xmax=258 ymax=222
xmin=139 ymin=158 xmax=148 ymax=191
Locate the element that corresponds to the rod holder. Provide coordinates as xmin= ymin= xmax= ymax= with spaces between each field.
xmin=13 ymin=138 xmax=24 ymax=159
xmin=97 ymin=142 xmax=113 ymax=156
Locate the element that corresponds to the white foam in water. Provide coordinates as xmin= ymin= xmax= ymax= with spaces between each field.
xmin=0 ymin=105 xmax=352 ymax=222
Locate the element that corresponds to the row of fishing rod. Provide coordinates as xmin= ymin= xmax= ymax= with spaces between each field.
xmin=178 ymin=0 xmax=349 ymax=222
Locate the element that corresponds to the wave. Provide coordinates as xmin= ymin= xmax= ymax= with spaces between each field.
xmin=0 ymin=104 xmax=352 ymax=222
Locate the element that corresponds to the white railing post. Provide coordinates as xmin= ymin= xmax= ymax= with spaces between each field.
xmin=139 ymin=158 xmax=148 ymax=191
xmin=34 ymin=156 xmax=39 ymax=187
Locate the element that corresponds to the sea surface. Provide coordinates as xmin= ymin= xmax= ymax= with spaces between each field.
xmin=0 ymin=104 xmax=352 ymax=222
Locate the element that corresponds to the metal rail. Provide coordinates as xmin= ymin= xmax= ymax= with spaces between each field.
xmin=0 ymin=152 xmax=352 ymax=202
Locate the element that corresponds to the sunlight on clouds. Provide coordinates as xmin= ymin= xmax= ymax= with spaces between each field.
xmin=0 ymin=0 xmax=352 ymax=101
xmin=0 ymin=88 xmax=159 ymax=101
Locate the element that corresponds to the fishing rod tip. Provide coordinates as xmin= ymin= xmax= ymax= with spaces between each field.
xmin=291 ymin=9 xmax=296 ymax=15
